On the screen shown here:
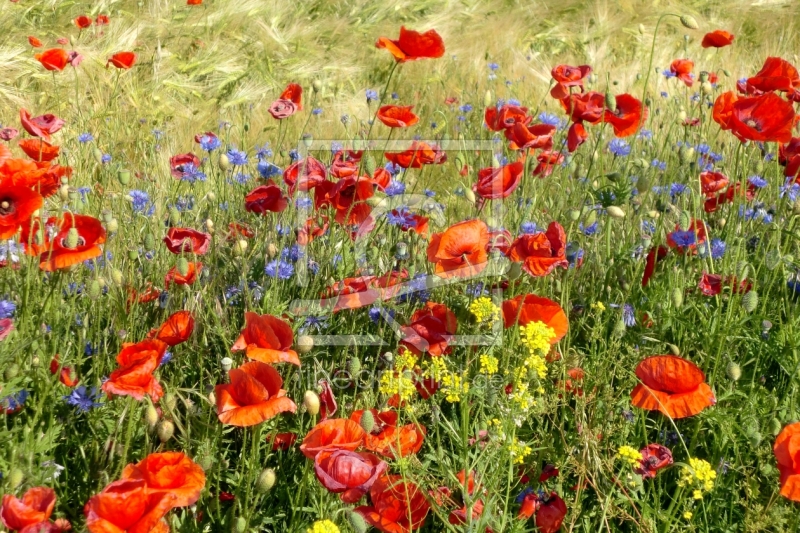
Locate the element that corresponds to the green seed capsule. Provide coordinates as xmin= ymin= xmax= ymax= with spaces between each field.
xmin=5 ymin=362 xmax=19 ymax=380
xmin=143 ymin=233 xmax=156 ymax=250
xmin=348 ymin=356 xmax=361 ymax=376
xmin=363 ymin=154 xmax=376 ymax=176
xmin=612 ymin=318 xmax=626 ymax=338
xmin=256 ymin=468 xmax=276 ymax=493
xmin=671 ymin=287 xmax=684 ymax=309
xmin=605 ymin=91 xmax=616 ymax=112
xmin=742 ymin=291 xmax=758 ymax=313
xmin=8 ymin=468 xmax=24 ymax=489
xmin=347 ymin=511 xmax=368 ymax=533
xmin=679 ymin=15 xmax=699 ymax=30
xmin=65 ymin=227 xmax=80 ymax=249
xmin=176 ymin=257 xmax=190 ymax=277
xmin=678 ymin=211 xmax=691 ymax=232
xmin=234 ymin=517 xmax=246 ymax=533
xmin=117 ymin=169 xmax=131 ymax=185
xmin=768 ymin=418 xmax=783 ymax=436
xmin=726 ymin=361 xmax=742 ymax=381
xmin=88 ymin=280 xmax=102 ymax=300
xmin=145 ymin=404 xmax=159 ymax=427
xmin=360 ymin=410 xmax=375 ymax=433
xmin=92 ymin=147 xmax=104 ymax=164
xmin=156 ymin=419 xmax=174 ymax=443
xmin=747 ymin=430 xmax=762 ymax=447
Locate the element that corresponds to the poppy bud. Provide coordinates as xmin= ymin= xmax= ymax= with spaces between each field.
xmin=312 ymin=79 xmax=322 ymax=93
xmin=717 ymin=217 xmax=726 ymax=229
xmin=101 ymin=209 xmax=114 ymax=223
xmin=111 ymin=268 xmax=124 ymax=286
xmin=735 ymin=261 xmax=750 ymax=282
xmin=568 ymin=209 xmax=581 ymax=221
xmin=677 ymin=110 xmax=687 ymax=123
xmin=219 ymin=153 xmax=231 ymax=172
xmin=143 ymin=233 xmax=156 ymax=250
xmin=267 ymin=243 xmax=278 ymax=258
xmin=176 ymin=257 xmax=190 ymax=277
xmin=207 ymin=191 xmax=217 ymax=202
xmin=233 ymin=239 xmax=248 ymax=256
xmin=722 ymin=69 xmax=731 ymax=77
xmin=198 ymin=455 xmax=213 ymax=472
xmin=679 ymin=15 xmax=699 ymax=30
xmin=93 ymin=147 xmax=104 ymax=164
xmin=8 ymin=468 xmax=24 ymax=489
xmin=88 ymin=280 xmax=102 ymax=300
xmin=302 ymin=134 xmax=313 ymax=149
xmin=742 ymin=291 xmax=758 ymax=313
xmin=638 ymin=23 xmax=646 ymax=34
xmin=58 ymin=184 xmax=71 ymax=201
xmin=208 ymin=391 xmax=216 ymax=405
xmin=583 ymin=209 xmax=597 ymax=227
xmin=106 ymin=218 xmax=119 ymax=232
xmin=768 ymin=417 xmax=782 ymax=436
xmin=169 ymin=207 xmax=181 ymax=226
xmin=698 ymin=71 xmax=709 ymax=83
xmin=4 ymin=363 xmax=19 ymax=380
xmin=347 ymin=510 xmax=368 ymax=533
xmin=117 ymin=169 xmax=131 ymax=185
xmin=145 ymin=403 xmax=159 ymax=427
xmin=607 ymin=206 xmax=625 ymax=219
xmin=361 ymin=154 xmax=376 ymax=176
xmin=32 ymin=355 xmax=40 ymax=366
xmin=303 ymin=390 xmax=320 ymax=416
xmin=395 ymin=241 xmax=409 ymax=260
xmin=668 ymin=343 xmax=680 ymax=356
xmin=604 ymin=91 xmax=616 ymax=112
xmin=765 ymin=250 xmax=781 ymax=270
xmin=678 ymin=211 xmax=691 ymax=232
xmin=296 ymin=335 xmax=314 ymax=354
xmin=359 ymin=409 xmax=375 ymax=433
xmin=256 ymin=468 xmax=276 ymax=493
xmin=157 ymin=419 xmax=175 ymax=442
xmin=678 ymin=145 xmax=695 ymax=165
xmin=746 ymin=430 xmax=762 ymax=447
xmin=701 ymin=81 xmax=713 ymax=94
xmin=348 ymin=356 xmax=361 ymax=376
xmin=670 ymin=287 xmax=684 ymax=309
xmin=234 ymin=517 xmax=247 ymax=533
xmin=726 ymin=361 xmax=741 ymax=381
xmin=483 ymin=90 xmax=493 ymax=108
xmin=205 ymin=218 xmax=215 ymax=233
xmin=612 ymin=318 xmax=626 ymax=338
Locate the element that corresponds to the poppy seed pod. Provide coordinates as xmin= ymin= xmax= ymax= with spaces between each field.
xmin=347 ymin=510 xmax=368 ymax=533
xmin=117 ymin=169 xmax=131 ymax=185
xmin=742 ymin=291 xmax=759 ymax=313
xmin=145 ymin=403 xmax=159 ymax=427
xmin=127 ymin=249 xmax=139 ymax=261
xmin=221 ymin=357 xmax=233 ymax=372
xmin=256 ymin=468 xmax=276 ymax=493
xmin=605 ymin=91 xmax=616 ymax=112
xmin=701 ymin=81 xmax=713 ymax=94
xmin=267 ymin=243 xmax=278 ymax=258
xmin=58 ymin=184 xmax=70 ymax=201
xmin=64 ymin=227 xmax=80 ymax=249
xmin=680 ymin=15 xmax=699 ymax=30
xmin=303 ymin=390 xmax=321 ymax=416
xmin=219 ymin=153 xmax=231 ymax=171
xmin=312 ymin=79 xmax=322 ymax=93
xmin=607 ymin=206 xmax=625 ymax=219
xmin=296 ymin=335 xmax=314 ymax=354
xmin=156 ymin=419 xmax=175 ymax=443
xmin=359 ymin=409 xmax=375 ymax=433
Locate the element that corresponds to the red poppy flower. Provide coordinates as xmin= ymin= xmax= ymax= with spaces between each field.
xmin=163 ymin=227 xmax=211 ymax=255
xmin=384 ymin=141 xmax=446 ymax=169
xmin=505 ymin=122 xmax=555 ymax=151
xmin=747 ymin=57 xmax=800 ymax=94
xmin=712 ymin=90 xmax=738 ymax=130
xmin=355 ymin=475 xmax=430 ymax=533
xmin=779 ymin=137 xmax=800 ymax=179
xmin=231 ymin=312 xmax=300 ymax=366
xmin=507 ymin=221 xmax=568 ymax=277
xmin=350 ymin=409 xmax=426 ymax=458
xmin=279 ymin=83 xmax=303 ymax=109
xmin=271 ymin=432 xmax=298 ymax=451
xmin=727 ymin=92 xmax=795 ymax=143
xmin=314 ymin=449 xmax=388 ymax=503
xmin=317 ymin=176 xmax=374 ymax=225
xmin=107 ymin=52 xmax=137 ymax=69
xmin=268 ymin=99 xmax=297 ymax=119
xmin=550 ymin=64 xmax=592 ymax=99
xmin=698 ymin=273 xmax=722 ymax=296
xmin=19 ymin=139 xmax=59 ymax=162
xmin=227 ymin=222 xmax=254 ymax=240
xmin=283 ymin=156 xmax=327 ymax=193
xmin=35 ymin=49 xmax=69 ymax=71
xmin=327 ymin=150 xmax=362 ymax=179
xmin=388 ymin=209 xmax=429 ymax=236
xmin=28 ymin=36 xmax=43 ymax=48
xmin=669 ymin=59 xmax=694 ymax=87
xmin=96 ymin=14 xmax=110 ymax=25
xmin=400 ymin=301 xmax=458 ymax=357
xmin=377 ymin=105 xmax=419 ymax=128
xmin=603 ymin=94 xmax=646 ymax=137
xmin=215 ymin=361 xmax=296 ymax=427
xmin=636 ymin=444 xmax=673 ymax=479
xmin=532 ymin=150 xmax=565 ymax=177
xmin=318 ymin=379 xmax=337 ymax=420
xmin=535 ymin=493 xmax=568 ymax=533
xmin=501 ymin=294 xmax=568 ymax=342
xmin=1 ymin=487 xmax=56 ymax=531
xmin=774 ymin=422 xmax=800 ymax=502
xmin=169 ymin=153 xmax=201 ymax=178
xmin=704 ymin=182 xmax=756 ymax=213
xmin=426 ymin=219 xmax=489 ymax=278
xmin=300 ymin=418 xmax=366 ymax=459
xmin=484 ymin=104 xmax=530 ymax=131
xmin=375 ymin=26 xmax=445 ymax=63
xmin=297 ymin=216 xmax=329 ymax=245
xmin=700 ymin=171 xmax=730 ymax=196
xmin=19 ymin=110 xmax=65 ymax=141
xmin=102 ymin=339 xmax=167 ymax=402
xmin=122 ymin=452 xmax=206 ymax=508
xmin=50 ymin=355 xmax=79 ymax=387
xmin=0 ymin=179 xmax=43 ymax=239
xmin=244 ymin=181 xmax=289 ymax=214
xmin=187 ymin=0 xmax=202 ymax=5
xmin=164 ymin=261 xmax=201 ymax=287
xmin=39 ymin=214 xmax=106 ymax=271
xmin=449 ymin=500 xmax=490 ymax=530
xmin=630 ymin=355 xmax=715 ymax=419
xmin=74 ymin=15 xmax=92 ymax=28
xmin=84 ymin=479 xmax=175 ymax=533
xmin=702 ymin=30 xmax=734 ymax=48
xmin=641 ymin=245 xmax=668 ymax=287
xmin=567 ymin=123 xmax=587 ymax=153
xmin=560 ymin=91 xmax=604 ymax=124
xmin=473 ymin=161 xmax=523 ymax=200
xmin=149 ymin=310 xmax=194 ymax=346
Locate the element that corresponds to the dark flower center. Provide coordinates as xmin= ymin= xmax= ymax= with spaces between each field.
xmin=745 ymin=118 xmax=760 ymax=131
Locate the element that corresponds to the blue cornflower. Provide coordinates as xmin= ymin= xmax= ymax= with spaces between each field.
xmin=748 ymin=175 xmax=768 ymax=189
xmin=302 ymin=315 xmax=327 ymax=332
xmin=281 ymin=244 xmax=304 ymax=263
xmin=365 ymin=89 xmax=379 ymax=102
xmin=224 ymin=285 xmax=242 ymax=303
xmin=651 ymin=159 xmax=667 ymax=171
xmin=465 ymin=282 xmax=487 ymax=298
xmin=488 ymin=62 xmax=499 ymax=71
xmin=520 ymin=221 xmax=539 ymax=234
xmin=580 ymin=222 xmax=599 ymax=236
xmin=637 ymin=129 xmax=653 ymax=141
xmin=566 ymin=242 xmax=583 ymax=267
xmin=662 ymin=69 xmax=676 ymax=79
xmin=660 ymin=91 xmax=668 ymax=98
xmin=276 ymin=223 xmax=292 ymax=237
xmin=458 ymin=104 xmax=473 ymax=113
xmin=385 ymin=162 xmax=402 ymax=177
xmin=227 ymin=148 xmax=248 ymax=166
xmin=265 ymin=260 xmax=294 ymax=280
xmin=608 ymin=138 xmax=630 ymax=157
xmin=160 ymin=351 xmax=173 ymax=366
xmin=78 ymin=132 xmax=94 ymax=143
xmin=0 ymin=240 xmax=21 ymax=265
xmin=152 ymin=129 xmax=164 ymax=140
xmin=516 ymin=487 xmax=535 ymax=504
xmin=128 ymin=190 xmax=154 ymax=216
xmin=384 ymin=180 xmax=406 ymax=197
xmin=174 ymin=195 xmax=195 ymax=212
xmin=312 ymin=108 xmax=323 ymax=115
xmin=101 ymin=154 xmax=112 ymax=164
xmin=255 ymin=143 xmax=273 ymax=160
xmin=424 ymin=189 xmax=436 ymax=197
xmin=84 ymin=342 xmax=95 ymax=356
xmin=2 ymin=389 xmax=29 ymax=412
xmin=670 ymin=183 xmax=688 ymax=199
xmin=233 ymin=172 xmax=250 ymax=185
xmin=257 ymin=160 xmax=281 ymax=179
xmin=641 ymin=220 xmax=656 ymax=234
xmin=391 ymin=92 xmax=399 ymax=100
xmin=369 ymin=307 xmax=395 ymax=324
xmin=507 ymin=98 xmax=521 ymax=106
xmin=669 ymin=230 xmax=696 ymax=248
xmin=295 ymin=197 xmax=313 ymax=209
xmin=158 ymin=291 xmax=169 ymax=308
xmin=622 ymin=304 xmax=636 ymax=327
xmin=0 ymin=300 xmax=15 ymax=319
xmin=700 ymin=238 xmax=726 ymax=259
xmin=180 ymin=163 xmax=207 ymax=183
xmin=539 ymin=112 xmax=561 ymax=126
xmin=289 ymin=149 xmax=300 ymax=162
xmin=199 ymin=134 xmax=221 ymax=151
xmin=397 ymin=273 xmax=430 ymax=304
xmin=386 ymin=207 xmax=417 ymax=228
xmin=63 ymin=386 xmax=102 ymax=413
xmin=781 ymin=178 xmax=800 ymax=201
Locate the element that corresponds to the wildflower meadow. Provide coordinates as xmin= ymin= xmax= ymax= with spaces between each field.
xmin=2 ymin=0 xmax=800 ymax=531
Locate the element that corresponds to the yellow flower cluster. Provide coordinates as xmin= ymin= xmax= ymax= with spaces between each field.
xmin=519 ymin=321 xmax=555 ymax=381
xmin=678 ymin=457 xmax=716 ymax=499
xmin=307 ymin=519 xmax=340 ymax=533
xmin=421 ymin=356 xmax=447 ymax=381
xmin=591 ymin=301 xmax=606 ymax=312
xmin=479 ymin=354 xmax=499 ymax=374
xmin=509 ymin=438 xmax=532 ymax=464
xmin=379 ymin=370 xmax=416 ymax=401
xmin=395 ymin=351 xmax=418 ymax=372
xmin=469 ymin=297 xmax=500 ymax=323
xmin=617 ymin=445 xmax=643 ymax=467
xmin=441 ymin=371 xmax=469 ymax=403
